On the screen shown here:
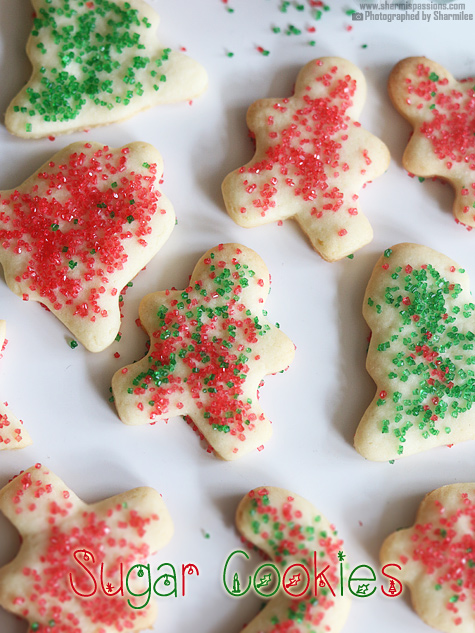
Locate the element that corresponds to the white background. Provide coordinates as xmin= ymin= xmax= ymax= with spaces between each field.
xmin=0 ymin=0 xmax=475 ymax=631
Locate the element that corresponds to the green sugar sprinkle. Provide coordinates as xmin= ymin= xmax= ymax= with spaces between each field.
xmin=69 ymin=340 xmax=78 ymax=349
xmin=14 ymin=0 xmax=173 ymax=127
xmin=369 ymin=260 xmax=475 ymax=454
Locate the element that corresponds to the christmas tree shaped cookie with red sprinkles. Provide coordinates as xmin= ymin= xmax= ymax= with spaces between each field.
xmin=0 ymin=321 xmax=32 ymax=450
xmin=0 ymin=463 xmax=173 ymax=633
xmin=222 ymin=57 xmax=390 ymax=262
xmin=6 ymin=0 xmax=207 ymax=138
xmin=112 ymin=243 xmax=295 ymax=460
xmin=355 ymin=243 xmax=475 ymax=461
xmin=381 ymin=483 xmax=475 ymax=633
xmin=234 ymin=486 xmax=351 ymax=633
xmin=389 ymin=57 xmax=475 ymax=227
xmin=0 ymin=141 xmax=175 ymax=352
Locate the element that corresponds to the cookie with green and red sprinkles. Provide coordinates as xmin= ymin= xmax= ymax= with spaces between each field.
xmin=234 ymin=486 xmax=351 ymax=633
xmin=0 ymin=141 xmax=175 ymax=352
xmin=389 ymin=57 xmax=475 ymax=228
xmin=381 ymin=483 xmax=475 ymax=633
xmin=0 ymin=463 xmax=173 ymax=633
xmin=222 ymin=57 xmax=390 ymax=262
xmin=6 ymin=0 xmax=207 ymax=138
xmin=112 ymin=243 xmax=295 ymax=460
xmin=0 ymin=321 xmax=32 ymax=450
xmin=355 ymin=243 xmax=475 ymax=461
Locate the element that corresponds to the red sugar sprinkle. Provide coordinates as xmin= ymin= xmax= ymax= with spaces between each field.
xmin=0 ymin=144 xmax=165 ymax=329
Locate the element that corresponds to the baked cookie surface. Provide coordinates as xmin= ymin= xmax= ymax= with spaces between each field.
xmin=389 ymin=57 xmax=475 ymax=227
xmin=0 ymin=464 xmax=173 ymax=633
xmin=381 ymin=483 xmax=475 ymax=633
xmin=355 ymin=243 xmax=475 ymax=461
xmin=6 ymin=0 xmax=208 ymax=138
xmin=0 ymin=141 xmax=175 ymax=352
xmin=0 ymin=321 xmax=32 ymax=450
xmin=222 ymin=57 xmax=390 ymax=262
xmin=112 ymin=243 xmax=295 ymax=460
xmin=235 ymin=486 xmax=351 ymax=633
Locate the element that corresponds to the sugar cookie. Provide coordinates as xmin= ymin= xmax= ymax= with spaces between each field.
xmin=234 ymin=486 xmax=351 ymax=633
xmin=6 ymin=0 xmax=207 ymax=138
xmin=112 ymin=243 xmax=295 ymax=460
xmin=222 ymin=57 xmax=390 ymax=262
xmin=0 ymin=321 xmax=32 ymax=449
xmin=381 ymin=483 xmax=475 ymax=633
xmin=0 ymin=141 xmax=175 ymax=352
xmin=0 ymin=463 xmax=173 ymax=633
xmin=389 ymin=57 xmax=475 ymax=227
xmin=355 ymin=243 xmax=475 ymax=461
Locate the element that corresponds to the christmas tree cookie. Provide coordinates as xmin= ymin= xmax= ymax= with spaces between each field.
xmin=355 ymin=243 xmax=475 ymax=461
xmin=0 ymin=141 xmax=175 ymax=352
xmin=222 ymin=57 xmax=390 ymax=262
xmin=234 ymin=486 xmax=351 ymax=633
xmin=389 ymin=57 xmax=475 ymax=227
xmin=0 ymin=464 xmax=173 ymax=633
xmin=381 ymin=483 xmax=475 ymax=633
xmin=112 ymin=243 xmax=295 ymax=460
xmin=6 ymin=0 xmax=208 ymax=138
xmin=0 ymin=321 xmax=32 ymax=450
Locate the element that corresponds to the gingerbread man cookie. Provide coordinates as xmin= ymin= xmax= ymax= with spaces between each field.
xmin=222 ymin=57 xmax=390 ymax=262
xmin=381 ymin=483 xmax=475 ymax=633
xmin=6 ymin=0 xmax=208 ymax=138
xmin=355 ymin=243 xmax=475 ymax=461
xmin=0 ymin=141 xmax=175 ymax=352
xmin=389 ymin=57 xmax=475 ymax=227
xmin=0 ymin=464 xmax=173 ymax=633
xmin=234 ymin=486 xmax=351 ymax=633
xmin=112 ymin=243 xmax=295 ymax=460
xmin=0 ymin=321 xmax=32 ymax=450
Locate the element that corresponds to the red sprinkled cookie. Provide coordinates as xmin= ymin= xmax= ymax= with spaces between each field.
xmin=6 ymin=0 xmax=208 ymax=139
xmin=112 ymin=243 xmax=295 ymax=460
xmin=0 ymin=464 xmax=173 ymax=633
xmin=234 ymin=486 xmax=351 ymax=633
xmin=355 ymin=243 xmax=475 ymax=461
xmin=0 ymin=142 xmax=175 ymax=352
xmin=389 ymin=57 xmax=475 ymax=227
xmin=222 ymin=57 xmax=390 ymax=262
xmin=0 ymin=321 xmax=32 ymax=450
xmin=381 ymin=483 xmax=475 ymax=633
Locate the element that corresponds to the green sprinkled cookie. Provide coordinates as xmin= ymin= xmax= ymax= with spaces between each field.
xmin=355 ymin=243 xmax=475 ymax=461
xmin=6 ymin=0 xmax=208 ymax=138
xmin=234 ymin=486 xmax=351 ymax=633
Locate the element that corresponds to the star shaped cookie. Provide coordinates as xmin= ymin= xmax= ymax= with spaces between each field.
xmin=0 ymin=464 xmax=173 ymax=633
xmin=6 ymin=0 xmax=208 ymax=138
xmin=381 ymin=483 xmax=475 ymax=633
xmin=389 ymin=57 xmax=475 ymax=227
xmin=355 ymin=243 xmax=475 ymax=461
xmin=234 ymin=486 xmax=350 ymax=633
xmin=112 ymin=243 xmax=295 ymax=460
xmin=0 ymin=141 xmax=175 ymax=352
xmin=0 ymin=321 xmax=32 ymax=450
xmin=222 ymin=57 xmax=390 ymax=262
